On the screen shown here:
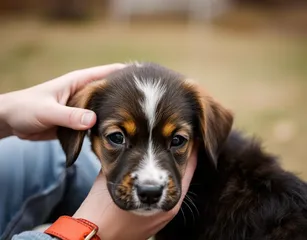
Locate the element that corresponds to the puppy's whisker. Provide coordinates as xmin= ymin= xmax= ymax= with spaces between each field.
xmin=107 ymin=181 xmax=122 ymax=186
xmin=185 ymin=194 xmax=200 ymax=217
xmin=183 ymin=199 xmax=195 ymax=223
xmin=107 ymin=181 xmax=128 ymax=188
xmin=187 ymin=191 xmax=197 ymax=197
xmin=180 ymin=207 xmax=187 ymax=226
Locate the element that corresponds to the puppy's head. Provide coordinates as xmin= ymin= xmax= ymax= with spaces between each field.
xmin=58 ymin=62 xmax=233 ymax=216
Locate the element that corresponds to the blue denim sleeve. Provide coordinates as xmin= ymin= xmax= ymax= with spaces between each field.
xmin=0 ymin=136 xmax=100 ymax=239
xmin=12 ymin=231 xmax=58 ymax=240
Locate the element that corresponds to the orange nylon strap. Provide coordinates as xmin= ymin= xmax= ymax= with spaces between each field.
xmin=44 ymin=216 xmax=101 ymax=240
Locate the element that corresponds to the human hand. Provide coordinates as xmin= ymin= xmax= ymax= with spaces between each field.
xmin=0 ymin=64 xmax=125 ymax=140
xmin=73 ymin=146 xmax=198 ymax=240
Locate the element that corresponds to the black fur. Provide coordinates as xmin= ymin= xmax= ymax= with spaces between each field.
xmin=57 ymin=62 xmax=307 ymax=239
xmin=156 ymin=131 xmax=307 ymax=240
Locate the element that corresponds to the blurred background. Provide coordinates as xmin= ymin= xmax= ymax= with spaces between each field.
xmin=0 ymin=0 xmax=306 ymax=177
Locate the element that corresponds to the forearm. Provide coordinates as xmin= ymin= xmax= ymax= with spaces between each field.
xmin=0 ymin=94 xmax=13 ymax=139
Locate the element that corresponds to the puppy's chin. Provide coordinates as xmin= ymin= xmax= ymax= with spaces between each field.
xmin=130 ymin=208 xmax=163 ymax=216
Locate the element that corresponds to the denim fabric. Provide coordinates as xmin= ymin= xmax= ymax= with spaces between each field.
xmin=11 ymin=231 xmax=56 ymax=240
xmin=0 ymin=136 xmax=100 ymax=240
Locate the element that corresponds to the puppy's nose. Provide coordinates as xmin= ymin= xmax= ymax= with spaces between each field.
xmin=136 ymin=185 xmax=163 ymax=204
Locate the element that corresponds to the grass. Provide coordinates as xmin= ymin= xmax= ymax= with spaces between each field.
xmin=1 ymin=15 xmax=307 ymax=178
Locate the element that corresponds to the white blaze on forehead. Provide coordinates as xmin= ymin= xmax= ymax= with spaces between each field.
xmin=131 ymin=74 xmax=168 ymax=211
xmin=133 ymin=75 xmax=166 ymax=129
xmin=134 ymin=141 xmax=168 ymax=186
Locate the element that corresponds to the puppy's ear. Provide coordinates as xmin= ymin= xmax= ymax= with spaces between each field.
xmin=57 ymin=81 xmax=106 ymax=167
xmin=185 ymin=80 xmax=233 ymax=167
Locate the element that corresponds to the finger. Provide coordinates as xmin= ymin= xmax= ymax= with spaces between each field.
xmin=45 ymin=104 xmax=97 ymax=130
xmin=65 ymin=63 xmax=126 ymax=90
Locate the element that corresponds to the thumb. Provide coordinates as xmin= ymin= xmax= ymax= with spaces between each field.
xmin=46 ymin=104 xmax=97 ymax=130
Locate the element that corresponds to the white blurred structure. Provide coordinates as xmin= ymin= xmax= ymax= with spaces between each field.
xmin=108 ymin=0 xmax=233 ymax=21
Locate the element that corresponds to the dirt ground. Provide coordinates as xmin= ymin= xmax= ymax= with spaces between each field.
xmin=1 ymin=14 xmax=307 ymax=178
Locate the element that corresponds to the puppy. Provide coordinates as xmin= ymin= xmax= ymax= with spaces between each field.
xmin=58 ymin=62 xmax=307 ymax=240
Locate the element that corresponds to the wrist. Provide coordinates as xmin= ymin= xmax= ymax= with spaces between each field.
xmin=44 ymin=192 xmax=106 ymax=240
xmin=72 ymin=196 xmax=105 ymax=239
xmin=0 ymin=94 xmax=13 ymax=139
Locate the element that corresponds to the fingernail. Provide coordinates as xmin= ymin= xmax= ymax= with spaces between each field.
xmin=81 ymin=112 xmax=95 ymax=126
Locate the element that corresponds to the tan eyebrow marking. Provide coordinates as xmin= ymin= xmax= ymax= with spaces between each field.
xmin=122 ymin=120 xmax=136 ymax=136
xmin=163 ymin=122 xmax=176 ymax=137
xmin=102 ymin=109 xmax=137 ymax=136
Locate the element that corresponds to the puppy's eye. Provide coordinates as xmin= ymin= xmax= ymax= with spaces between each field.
xmin=107 ymin=132 xmax=125 ymax=145
xmin=170 ymin=135 xmax=187 ymax=148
